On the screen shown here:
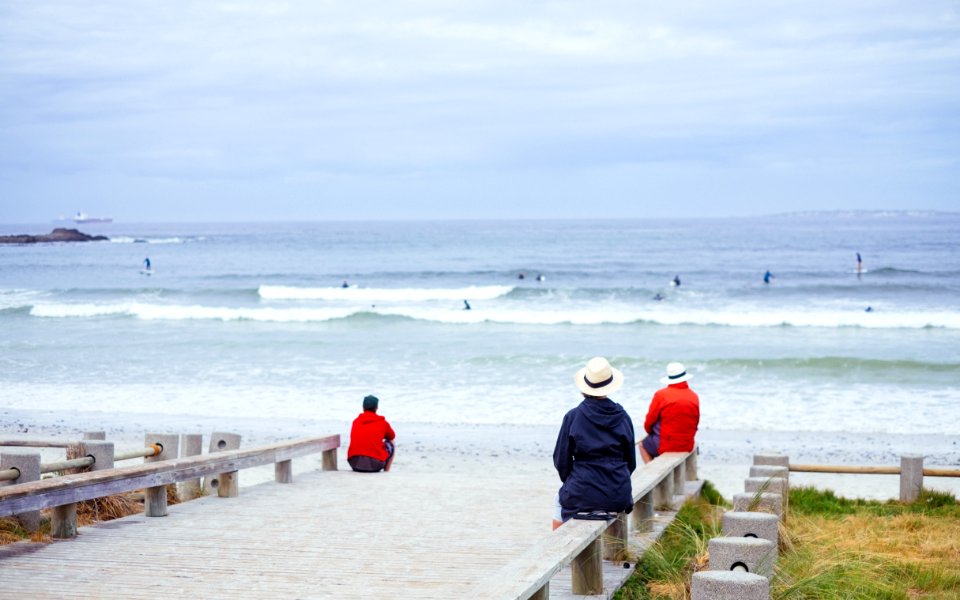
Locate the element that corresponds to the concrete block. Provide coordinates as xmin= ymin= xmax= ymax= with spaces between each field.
xmin=745 ymin=476 xmax=788 ymax=497
xmin=0 ymin=450 xmax=41 ymax=532
xmin=204 ymin=432 xmax=242 ymax=495
xmin=753 ymin=453 xmax=789 ymax=468
xmin=749 ymin=465 xmax=788 ymax=481
xmin=80 ymin=441 xmax=114 ymax=471
xmin=733 ymin=492 xmax=783 ymax=518
xmin=900 ymin=454 xmax=923 ymax=502
xmin=692 ymin=571 xmax=769 ymax=600
xmin=722 ymin=511 xmax=780 ymax=545
xmin=708 ymin=536 xmax=777 ymax=578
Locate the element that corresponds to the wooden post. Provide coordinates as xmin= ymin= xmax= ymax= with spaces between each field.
xmin=657 ymin=475 xmax=674 ymax=510
xmin=530 ymin=583 xmax=548 ymax=600
xmin=218 ymin=470 xmax=239 ymax=498
xmin=685 ymin=449 xmax=698 ymax=481
xmin=203 ymin=432 xmax=242 ymax=495
xmin=603 ymin=513 xmax=629 ymax=560
xmin=322 ymin=448 xmax=338 ymax=471
xmin=144 ymin=434 xmax=179 ymax=517
xmin=179 ymin=434 xmax=203 ymax=500
xmin=571 ymin=538 xmax=603 ymax=594
xmin=900 ymin=454 xmax=924 ymax=502
xmin=632 ymin=491 xmax=654 ymax=532
xmin=0 ymin=450 xmax=41 ymax=533
xmin=275 ymin=460 xmax=293 ymax=484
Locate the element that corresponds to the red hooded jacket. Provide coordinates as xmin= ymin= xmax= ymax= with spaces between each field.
xmin=644 ymin=382 xmax=699 ymax=453
xmin=347 ymin=411 xmax=396 ymax=462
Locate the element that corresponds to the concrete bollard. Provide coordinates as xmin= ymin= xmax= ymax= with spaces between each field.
xmin=179 ymin=433 xmax=204 ymax=500
xmin=692 ymin=571 xmax=769 ymax=599
xmin=80 ymin=441 xmax=115 ymax=471
xmin=144 ymin=433 xmax=179 ymax=517
xmin=722 ymin=512 xmax=780 ymax=545
xmin=745 ymin=477 xmax=788 ymax=497
xmin=82 ymin=431 xmax=106 ymax=440
xmin=203 ymin=432 xmax=242 ymax=496
xmin=0 ymin=450 xmax=41 ymax=533
xmin=749 ymin=465 xmax=789 ymax=482
xmin=733 ymin=492 xmax=783 ymax=518
xmin=753 ymin=453 xmax=789 ymax=468
xmin=900 ymin=454 xmax=924 ymax=502
xmin=708 ymin=536 xmax=777 ymax=578
xmin=673 ymin=461 xmax=686 ymax=495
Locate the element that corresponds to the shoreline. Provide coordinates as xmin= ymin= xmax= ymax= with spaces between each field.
xmin=2 ymin=408 xmax=958 ymax=501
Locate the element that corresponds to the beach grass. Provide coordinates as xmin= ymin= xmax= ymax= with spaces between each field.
xmin=614 ymin=484 xmax=960 ymax=599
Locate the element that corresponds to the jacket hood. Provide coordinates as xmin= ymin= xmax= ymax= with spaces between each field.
xmin=356 ymin=411 xmax=385 ymax=425
xmin=578 ymin=397 xmax=628 ymax=430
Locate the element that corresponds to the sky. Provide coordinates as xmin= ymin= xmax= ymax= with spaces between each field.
xmin=1 ymin=1 xmax=958 ymax=223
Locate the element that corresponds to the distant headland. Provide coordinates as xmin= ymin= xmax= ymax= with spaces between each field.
xmin=0 ymin=228 xmax=109 ymax=244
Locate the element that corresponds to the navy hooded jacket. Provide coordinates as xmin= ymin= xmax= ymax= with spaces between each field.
xmin=553 ymin=397 xmax=637 ymax=521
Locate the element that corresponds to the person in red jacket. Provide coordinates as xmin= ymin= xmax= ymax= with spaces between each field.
xmin=347 ymin=395 xmax=396 ymax=472
xmin=639 ymin=362 xmax=699 ymax=464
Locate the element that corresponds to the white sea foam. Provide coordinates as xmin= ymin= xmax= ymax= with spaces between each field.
xmin=109 ymin=236 xmax=193 ymax=244
xmin=27 ymin=300 xmax=960 ymax=328
xmin=258 ymin=285 xmax=514 ymax=302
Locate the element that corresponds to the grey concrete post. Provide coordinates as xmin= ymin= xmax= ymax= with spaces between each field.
xmin=722 ymin=512 xmax=780 ymax=545
xmin=632 ymin=491 xmax=654 ymax=532
xmin=753 ymin=453 xmax=789 ymax=468
xmin=144 ymin=433 xmax=179 ymax=517
xmin=733 ymin=492 xmax=783 ymax=518
xmin=708 ymin=536 xmax=777 ymax=578
xmin=203 ymin=432 xmax=241 ymax=495
xmin=746 ymin=476 xmax=789 ymax=515
xmin=82 ymin=431 xmax=106 ymax=440
xmin=179 ymin=433 xmax=203 ymax=500
xmin=749 ymin=465 xmax=789 ymax=482
xmin=900 ymin=454 xmax=924 ymax=502
xmin=80 ymin=441 xmax=115 ymax=471
xmin=0 ymin=450 xmax=41 ymax=533
xmin=692 ymin=571 xmax=769 ymax=599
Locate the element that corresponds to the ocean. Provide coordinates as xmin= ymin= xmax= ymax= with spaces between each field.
xmin=1 ymin=213 xmax=958 ymax=439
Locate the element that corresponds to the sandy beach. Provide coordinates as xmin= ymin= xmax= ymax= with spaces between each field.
xmin=4 ymin=407 xmax=958 ymax=503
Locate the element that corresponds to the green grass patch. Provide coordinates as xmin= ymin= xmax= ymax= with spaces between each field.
xmin=615 ymin=484 xmax=960 ymax=599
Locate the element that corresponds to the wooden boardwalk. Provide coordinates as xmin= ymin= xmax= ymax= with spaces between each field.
xmin=0 ymin=468 xmax=561 ymax=599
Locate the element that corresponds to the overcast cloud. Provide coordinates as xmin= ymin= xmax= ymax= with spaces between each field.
xmin=1 ymin=1 xmax=958 ymax=222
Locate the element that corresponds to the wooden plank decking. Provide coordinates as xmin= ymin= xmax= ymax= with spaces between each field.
xmin=0 ymin=468 xmax=560 ymax=599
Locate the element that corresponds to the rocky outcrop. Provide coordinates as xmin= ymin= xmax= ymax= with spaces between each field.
xmin=0 ymin=228 xmax=109 ymax=244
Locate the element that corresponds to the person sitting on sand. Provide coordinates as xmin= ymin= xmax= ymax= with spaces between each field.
xmin=347 ymin=395 xmax=396 ymax=473
xmin=553 ymin=357 xmax=636 ymax=529
xmin=638 ymin=362 xmax=699 ymax=464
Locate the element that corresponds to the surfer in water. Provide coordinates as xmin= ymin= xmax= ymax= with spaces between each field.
xmin=672 ymin=275 xmax=681 ymax=287
xmin=763 ymin=270 xmax=773 ymax=284
xmin=463 ymin=300 xmax=471 ymax=310
xmin=341 ymin=280 xmax=349 ymax=288
xmin=857 ymin=252 xmax=863 ymax=278
xmin=143 ymin=257 xmax=151 ymax=271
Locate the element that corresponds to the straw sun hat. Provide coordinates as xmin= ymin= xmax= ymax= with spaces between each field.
xmin=660 ymin=362 xmax=693 ymax=385
xmin=574 ymin=357 xmax=624 ymax=397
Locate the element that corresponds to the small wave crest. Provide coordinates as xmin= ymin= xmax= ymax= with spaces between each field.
xmin=109 ymin=236 xmax=201 ymax=244
xmin=258 ymin=285 xmax=514 ymax=302
xmin=26 ymin=301 xmax=960 ymax=328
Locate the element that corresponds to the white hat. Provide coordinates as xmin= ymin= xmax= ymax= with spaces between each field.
xmin=574 ymin=357 xmax=624 ymax=397
xmin=661 ymin=362 xmax=692 ymax=385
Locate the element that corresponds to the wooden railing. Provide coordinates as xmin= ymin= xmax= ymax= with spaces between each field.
xmin=473 ymin=448 xmax=699 ymax=600
xmin=0 ymin=435 xmax=340 ymax=537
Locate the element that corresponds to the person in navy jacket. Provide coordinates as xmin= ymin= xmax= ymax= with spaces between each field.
xmin=553 ymin=357 xmax=637 ymax=527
